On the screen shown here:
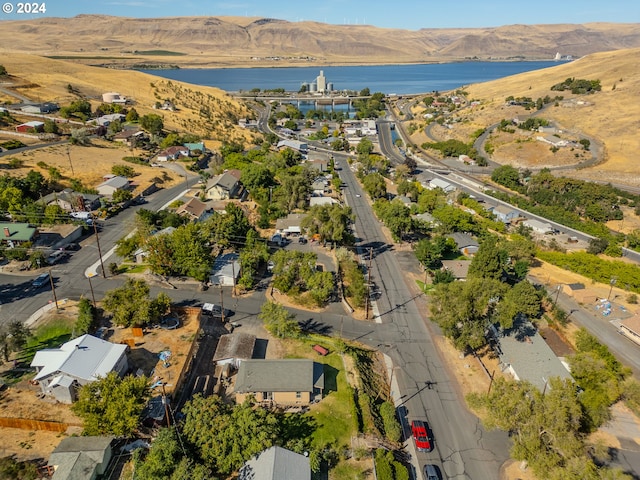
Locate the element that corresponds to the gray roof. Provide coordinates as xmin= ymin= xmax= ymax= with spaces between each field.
xmin=49 ymin=436 xmax=114 ymax=480
xmin=498 ymin=320 xmax=573 ymax=392
xmin=275 ymin=213 xmax=307 ymax=231
xmin=213 ymin=333 xmax=256 ymax=362
xmin=207 ymin=171 xmax=239 ymax=192
xmin=239 ymin=446 xmax=310 ymax=480
xmin=97 ymin=175 xmax=130 ymax=190
xmin=448 ymin=232 xmax=479 ymax=249
xmin=31 ymin=334 xmax=127 ymax=382
xmin=441 ymin=260 xmax=471 ymax=279
xmin=235 ymin=359 xmax=324 ymax=393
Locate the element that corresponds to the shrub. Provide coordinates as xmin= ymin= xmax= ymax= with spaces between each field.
xmin=380 ymin=401 xmax=401 ymax=442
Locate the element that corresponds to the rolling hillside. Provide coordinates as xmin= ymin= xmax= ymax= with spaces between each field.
xmin=0 ymin=16 xmax=639 ymax=67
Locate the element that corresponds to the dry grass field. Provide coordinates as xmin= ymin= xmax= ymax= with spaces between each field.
xmin=409 ymin=48 xmax=640 ymax=186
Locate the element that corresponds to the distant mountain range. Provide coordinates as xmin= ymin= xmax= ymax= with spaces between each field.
xmin=1 ymin=15 xmax=640 ymax=66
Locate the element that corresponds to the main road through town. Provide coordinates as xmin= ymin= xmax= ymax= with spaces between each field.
xmin=333 ymin=153 xmax=510 ymax=479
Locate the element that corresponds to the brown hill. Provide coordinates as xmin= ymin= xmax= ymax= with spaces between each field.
xmin=0 ymin=16 xmax=639 ymax=67
xmin=459 ymin=48 xmax=640 ymax=186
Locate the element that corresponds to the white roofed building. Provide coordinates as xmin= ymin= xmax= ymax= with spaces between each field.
xmin=30 ymin=334 xmax=128 ymax=404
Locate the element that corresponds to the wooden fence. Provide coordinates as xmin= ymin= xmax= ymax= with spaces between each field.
xmin=0 ymin=417 xmax=74 ymax=432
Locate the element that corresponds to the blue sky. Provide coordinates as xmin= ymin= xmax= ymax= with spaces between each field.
xmin=2 ymin=0 xmax=639 ymax=29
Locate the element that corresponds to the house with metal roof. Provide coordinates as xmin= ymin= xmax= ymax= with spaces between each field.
xmin=234 ymin=359 xmax=324 ymax=406
xmin=30 ymin=334 xmax=128 ymax=404
xmin=210 ymin=252 xmax=241 ymax=286
xmin=275 ymin=213 xmax=307 ymax=236
xmin=277 ymin=139 xmax=308 ymax=153
xmin=619 ymin=314 xmax=640 ymax=346
xmin=96 ymin=175 xmax=132 ymax=197
xmin=239 ymin=446 xmax=310 ymax=480
xmin=498 ymin=319 xmax=573 ymax=392
xmin=491 ymin=204 xmax=520 ymax=224
xmin=0 ymin=222 xmax=37 ymax=248
xmin=48 ymin=436 xmax=115 ymax=480
xmin=429 ymin=177 xmax=456 ymax=193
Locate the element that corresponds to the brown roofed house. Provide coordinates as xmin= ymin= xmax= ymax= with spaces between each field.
xmin=175 ymin=197 xmax=212 ymax=222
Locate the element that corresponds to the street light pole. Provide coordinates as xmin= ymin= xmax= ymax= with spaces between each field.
xmin=553 ymin=284 xmax=562 ymax=307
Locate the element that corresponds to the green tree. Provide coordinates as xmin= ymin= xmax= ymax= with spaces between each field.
xmin=125 ymin=108 xmax=139 ymax=123
xmin=0 ymin=455 xmax=38 ymax=480
xmin=102 ymin=279 xmax=168 ymax=327
xmin=491 ymin=164 xmax=522 ymax=191
xmin=111 ymin=188 xmax=133 ymax=203
xmin=43 ymin=119 xmax=59 ymax=134
xmin=306 ymin=271 xmax=335 ymax=306
xmin=238 ymin=229 xmax=269 ymax=289
xmin=111 ymin=164 xmax=136 ymax=178
xmin=430 ymin=277 xmax=507 ymax=351
xmin=362 ymin=172 xmax=387 ymax=199
xmin=140 ymin=113 xmax=164 ymax=134
xmin=302 ymin=204 xmax=354 ymax=245
xmin=74 ymin=297 xmax=96 ymax=335
xmin=133 ymin=427 xmax=211 ymax=480
xmin=495 ymin=280 xmax=542 ymax=329
xmin=379 ymin=401 xmax=401 ymax=443
xmin=258 ymin=301 xmax=301 ymax=339
xmin=182 ymin=395 xmax=279 ymax=475
xmin=72 ymin=372 xmax=149 ymax=436
xmin=468 ymin=236 xmax=507 ymax=280
xmin=0 ymin=65 xmax=7 ymax=76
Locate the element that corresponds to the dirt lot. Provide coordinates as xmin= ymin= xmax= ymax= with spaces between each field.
xmin=0 ymin=306 xmax=200 ymax=463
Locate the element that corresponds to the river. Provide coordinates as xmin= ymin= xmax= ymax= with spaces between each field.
xmin=139 ymin=61 xmax=561 ymax=95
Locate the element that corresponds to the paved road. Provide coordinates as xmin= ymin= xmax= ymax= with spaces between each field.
xmin=335 ymin=155 xmax=510 ymax=479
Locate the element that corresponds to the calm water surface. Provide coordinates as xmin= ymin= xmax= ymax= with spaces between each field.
xmin=139 ymin=61 xmax=560 ymax=94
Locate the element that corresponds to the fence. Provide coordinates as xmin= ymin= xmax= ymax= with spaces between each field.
xmin=0 ymin=417 xmax=75 ymax=432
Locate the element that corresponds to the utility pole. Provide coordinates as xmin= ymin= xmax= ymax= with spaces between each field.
xmin=66 ymin=145 xmax=75 ymax=176
xmin=553 ymin=284 xmax=562 ymax=307
xmin=48 ymin=270 xmax=59 ymax=310
xmin=231 ymin=259 xmax=237 ymax=298
xmin=219 ymin=285 xmax=225 ymax=323
xmin=364 ymin=247 xmax=373 ymax=320
xmin=87 ymin=274 xmax=97 ymax=308
xmin=161 ymin=383 xmax=171 ymax=427
xmin=607 ymin=277 xmax=617 ymax=301
xmin=92 ymin=217 xmax=106 ymax=278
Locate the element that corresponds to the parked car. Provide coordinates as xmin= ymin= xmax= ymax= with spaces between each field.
xmin=46 ymin=250 xmax=67 ymax=265
xmin=298 ymin=237 xmax=308 ymax=244
xmin=63 ymin=243 xmax=81 ymax=251
xmin=32 ymin=273 xmax=50 ymax=288
xmin=201 ymin=303 xmax=232 ymax=318
xmin=267 ymin=260 xmax=275 ymax=272
xmin=423 ymin=464 xmax=440 ymax=480
xmin=411 ymin=420 xmax=432 ymax=452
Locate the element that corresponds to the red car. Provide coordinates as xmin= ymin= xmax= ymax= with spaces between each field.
xmin=411 ymin=420 xmax=432 ymax=451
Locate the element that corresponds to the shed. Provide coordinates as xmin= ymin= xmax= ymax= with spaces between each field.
xmin=213 ymin=333 xmax=256 ymax=368
xmin=210 ymin=252 xmax=240 ymax=286
xmin=48 ymin=436 xmax=115 ymax=480
xmin=16 ymin=121 xmax=44 ymax=133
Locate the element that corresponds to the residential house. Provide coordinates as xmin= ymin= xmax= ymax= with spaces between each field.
xmin=428 ymin=177 xmax=456 ymax=193
xmin=134 ymin=226 xmax=176 ymax=263
xmin=210 ymin=252 xmax=240 ymax=286
xmin=30 ymin=334 xmax=128 ymax=404
xmin=102 ymin=92 xmax=127 ymax=104
xmin=277 ymin=139 xmax=308 ymax=153
xmin=458 ymin=154 xmax=475 ymax=165
xmin=205 ymin=172 xmax=241 ymax=201
xmin=184 ymin=142 xmax=205 ymax=154
xmin=619 ymin=314 xmax=640 ymax=346
xmin=448 ymin=232 xmax=479 ymax=256
xmin=309 ymin=196 xmax=337 ymax=207
xmin=498 ymin=319 xmax=573 ymax=392
xmin=239 ymin=446 xmax=310 ymax=480
xmin=308 ymin=158 xmax=329 ymax=172
xmin=41 ymin=189 xmax=102 ymax=212
xmin=441 ymin=259 xmax=471 ymax=280
xmin=48 ymin=436 xmax=115 ymax=480
xmin=275 ymin=213 xmax=307 ymax=236
xmin=536 ymin=134 xmax=569 ymax=147
xmin=234 ymin=359 xmax=325 ymax=406
xmin=491 ymin=204 xmax=520 ymax=224
xmin=157 ymin=145 xmax=190 ymax=162
xmin=522 ymin=218 xmax=554 ymax=235
xmin=21 ymin=103 xmax=58 ymax=114
xmin=311 ymin=178 xmax=328 ymax=196
xmin=412 ymin=212 xmax=437 ymax=227
xmin=0 ymin=222 xmax=37 ymax=248
xmin=96 ymin=175 xmax=132 ymax=197
xmin=175 ymin=197 xmax=213 ymax=222
xmin=95 ymin=113 xmax=125 ymax=127
xmin=113 ymin=129 xmax=146 ymax=146
xmin=238 ymin=118 xmax=259 ymax=129
xmin=213 ymin=333 xmax=257 ymax=369
xmin=15 ymin=121 xmax=44 ymax=133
